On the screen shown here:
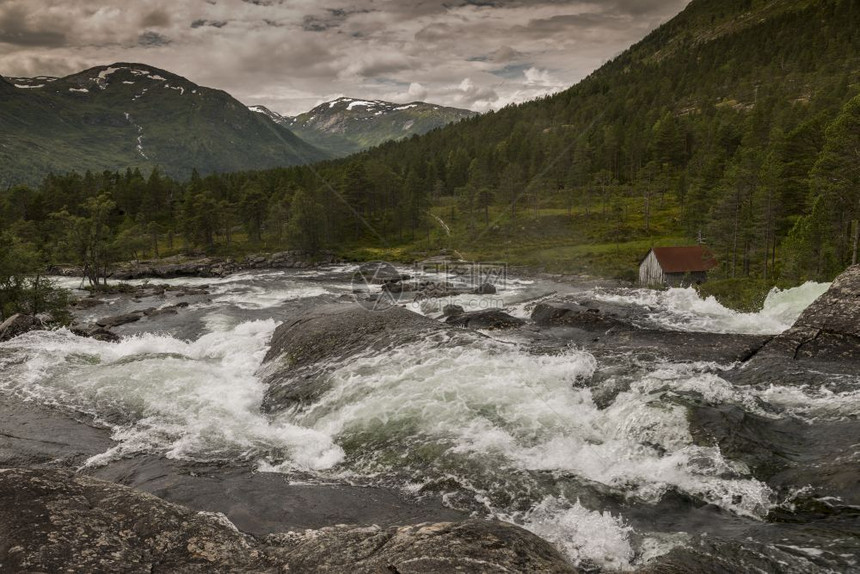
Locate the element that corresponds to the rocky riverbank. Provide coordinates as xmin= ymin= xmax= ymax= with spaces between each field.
xmin=50 ymin=250 xmax=342 ymax=281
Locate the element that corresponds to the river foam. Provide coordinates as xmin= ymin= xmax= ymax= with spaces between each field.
xmin=591 ymin=281 xmax=830 ymax=335
xmin=0 ymin=321 xmax=343 ymax=471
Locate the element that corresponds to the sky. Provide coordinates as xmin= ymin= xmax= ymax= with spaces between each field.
xmin=0 ymin=0 xmax=691 ymax=116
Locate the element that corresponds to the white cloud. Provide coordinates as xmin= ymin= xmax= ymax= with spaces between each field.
xmin=0 ymin=0 xmax=692 ymax=115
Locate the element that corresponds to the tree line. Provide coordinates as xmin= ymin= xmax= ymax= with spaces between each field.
xmin=0 ymin=0 xmax=858 ymax=320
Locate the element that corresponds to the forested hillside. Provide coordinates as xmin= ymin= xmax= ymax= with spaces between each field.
xmin=2 ymin=0 xmax=858 ymax=284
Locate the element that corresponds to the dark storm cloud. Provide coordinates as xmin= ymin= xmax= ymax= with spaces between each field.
xmin=0 ymin=0 xmax=691 ymax=115
xmin=302 ymin=8 xmax=374 ymax=33
xmin=191 ymin=19 xmax=228 ymax=29
xmin=138 ymin=31 xmax=171 ymax=47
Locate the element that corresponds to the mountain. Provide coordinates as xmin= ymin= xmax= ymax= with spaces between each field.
xmin=251 ymin=97 xmax=477 ymax=157
xmin=0 ymin=63 xmax=328 ymax=186
xmin=2 ymin=0 xmax=857 ymax=285
xmin=303 ymin=0 xmax=857 ymax=280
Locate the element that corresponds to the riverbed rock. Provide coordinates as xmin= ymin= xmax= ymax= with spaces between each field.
xmin=73 ymin=296 xmax=104 ymax=309
xmin=0 ymin=468 xmax=268 ymax=573
xmin=271 ymin=520 xmax=577 ymax=573
xmin=0 ymin=468 xmax=578 ymax=574
xmin=261 ymin=303 xmax=460 ymax=412
xmin=687 ymin=401 xmax=860 ymax=506
xmin=69 ymin=322 xmax=120 ymax=342
xmin=446 ymin=309 xmax=525 ymax=330
xmin=442 ymin=304 xmax=465 ymax=317
xmin=754 ymin=264 xmax=860 ymax=362
xmin=531 ymin=302 xmax=625 ymax=330
xmin=0 ymin=313 xmax=39 ymax=341
xmin=95 ymin=311 xmax=146 ymax=328
xmin=474 ymin=282 xmax=497 ymax=294
xmin=355 ymin=261 xmax=405 ymax=283
xmin=0 ymin=396 xmax=115 ymax=468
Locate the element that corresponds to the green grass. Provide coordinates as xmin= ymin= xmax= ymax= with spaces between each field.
xmin=402 ymin=193 xmax=689 ymax=281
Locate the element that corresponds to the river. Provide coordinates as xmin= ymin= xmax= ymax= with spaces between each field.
xmin=1 ymin=266 xmax=856 ymax=572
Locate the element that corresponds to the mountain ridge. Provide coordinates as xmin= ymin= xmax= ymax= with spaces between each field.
xmin=252 ymin=96 xmax=477 ymax=156
xmin=0 ymin=63 xmax=328 ymax=186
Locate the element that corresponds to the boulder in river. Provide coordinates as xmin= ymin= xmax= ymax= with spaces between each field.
xmin=0 ymin=468 xmax=577 ymax=573
xmin=0 ymin=313 xmax=39 ymax=341
xmin=754 ymin=264 xmax=860 ymax=362
xmin=271 ymin=519 xmax=577 ymax=573
xmin=69 ymin=323 xmax=121 ymax=342
xmin=442 ymin=304 xmax=465 ymax=317
xmin=261 ymin=303 xmax=470 ymax=412
xmin=95 ymin=311 xmax=146 ymax=328
xmin=531 ymin=302 xmax=625 ymax=330
xmin=445 ymin=309 xmax=525 ymax=330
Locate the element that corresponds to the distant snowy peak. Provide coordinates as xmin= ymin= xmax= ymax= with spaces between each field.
xmin=282 ymin=96 xmax=476 ymax=130
xmin=41 ymin=64 xmax=202 ymax=98
xmin=250 ymin=96 xmax=477 ymax=157
xmin=249 ymin=105 xmax=289 ymax=125
xmin=312 ymin=96 xmax=444 ymax=116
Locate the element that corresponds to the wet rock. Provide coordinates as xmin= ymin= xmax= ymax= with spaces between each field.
xmin=70 ymin=323 xmax=120 ymax=342
xmin=381 ymin=280 xmax=414 ymax=294
xmin=0 ymin=469 xmax=577 ymax=574
xmin=446 ymin=309 xmax=525 ymax=330
xmin=474 ymin=282 xmax=497 ymax=295
xmin=0 ymin=468 xmax=278 ymax=573
xmin=593 ymin=330 xmax=771 ymax=363
xmin=755 ymin=265 xmax=860 ymax=362
xmin=260 ymin=303 xmax=471 ymax=412
xmin=355 ymin=261 xmax=404 ymax=283
xmin=95 ymin=311 xmax=145 ymax=328
xmin=413 ymin=281 xmax=471 ymax=300
xmin=532 ymin=302 xmax=625 ymax=330
xmin=0 ymin=313 xmax=39 ymax=341
xmin=89 ymin=457 xmax=466 ymax=536
xmin=0 ymin=396 xmax=114 ymax=468
xmin=687 ymin=402 xmax=860 ymax=506
xmin=638 ymin=531 xmax=857 ymax=574
xmin=442 ymin=304 xmax=465 ymax=317
xmin=73 ymin=296 xmax=103 ymax=309
xmin=144 ymin=307 xmax=178 ymax=318
xmin=271 ymin=520 xmax=577 ymax=574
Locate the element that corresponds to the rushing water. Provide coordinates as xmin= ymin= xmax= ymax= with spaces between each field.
xmin=589 ymin=282 xmax=831 ymax=335
xmin=1 ymin=268 xmax=856 ymax=571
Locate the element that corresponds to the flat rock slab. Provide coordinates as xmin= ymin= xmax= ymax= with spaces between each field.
xmin=0 ymin=394 xmax=114 ymax=468
xmin=445 ymin=309 xmax=526 ymax=330
xmin=0 ymin=468 xmax=578 ymax=574
xmin=88 ymin=457 xmax=465 ymax=536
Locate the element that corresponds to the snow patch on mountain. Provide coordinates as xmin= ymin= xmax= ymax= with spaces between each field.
xmin=346 ymin=100 xmax=378 ymax=110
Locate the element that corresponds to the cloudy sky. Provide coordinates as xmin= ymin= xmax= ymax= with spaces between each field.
xmin=0 ymin=0 xmax=690 ymax=116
